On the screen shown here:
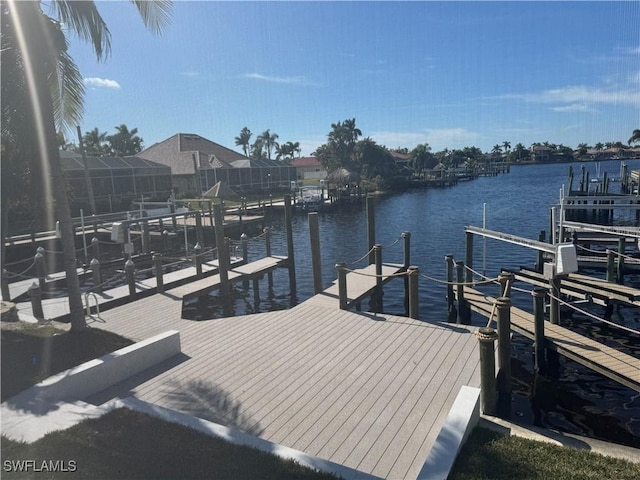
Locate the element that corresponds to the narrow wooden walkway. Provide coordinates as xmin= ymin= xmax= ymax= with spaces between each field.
xmin=511 ymin=268 xmax=640 ymax=307
xmin=461 ymin=286 xmax=640 ymax=393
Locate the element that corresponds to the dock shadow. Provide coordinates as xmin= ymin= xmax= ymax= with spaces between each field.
xmin=162 ymin=379 xmax=263 ymax=436
xmin=84 ymin=353 xmax=191 ymax=405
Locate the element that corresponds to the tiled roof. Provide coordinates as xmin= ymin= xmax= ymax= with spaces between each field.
xmin=290 ymin=156 xmax=321 ymax=168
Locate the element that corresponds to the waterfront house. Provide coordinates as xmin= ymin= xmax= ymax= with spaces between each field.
xmin=137 ymin=133 xmax=296 ymax=196
xmin=290 ymin=156 xmax=327 ymax=182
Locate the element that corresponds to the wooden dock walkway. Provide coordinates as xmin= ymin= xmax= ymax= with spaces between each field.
xmin=510 ymin=268 xmax=640 ymax=308
xmin=460 ymin=286 xmax=640 ymax=393
xmin=86 ymin=291 xmax=480 ymax=479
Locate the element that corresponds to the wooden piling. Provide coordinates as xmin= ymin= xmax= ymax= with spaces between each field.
xmin=367 ymin=196 xmax=375 ymax=265
xmin=213 ymin=203 xmax=230 ymax=296
xmin=153 ymin=253 xmax=164 ymax=293
xmin=125 ymin=259 xmax=136 ymax=301
xmin=29 ymin=282 xmax=44 ymax=320
xmin=1 ymin=269 xmax=10 ymax=301
xmin=264 ymin=227 xmax=274 ymax=290
xmin=532 ymin=287 xmax=547 ymax=374
xmin=91 ymin=237 xmax=100 ymax=262
xmin=445 ymin=255 xmax=456 ymax=322
xmin=465 ymin=231 xmax=473 ymax=283
xmin=309 ymin=213 xmax=323 ymax=294
xmin=241 ymin=233 xmax=248 ymax=264
xmin=35 ymin=248 xmax=46 ymax=291
xmin=549 ymin=276 xmax=561 ymax=325
xmin=194 ymin=242 xmax=203 ymax=278
xmin=606 ymin=249 xmax=616 ymax=282
xmin=456 ymin=261 xmax=470 ymax=324
xmin=616 ymin=237 xmax=625 ymax=284
xmin=408 ymin=266 xmax=419 ymax=319
xmin=477 ymin=327 xmax=498 ymax=415
xmin=371 ymin=244 xmax=383 ymax=313
xmin=336 ymin=262 xmax=348 ymax=310
xmin=284 ymin=194 xmax=296 ymax=296
xmin=141 ymin=219 xmax=150 ymax=254
xmin=496 ymin=296 xmax=512 ymax=413
xmin=90 ymin=259 xmax=102 ymax=293
xmin=195 ymin=211 xmax=204 ymax=247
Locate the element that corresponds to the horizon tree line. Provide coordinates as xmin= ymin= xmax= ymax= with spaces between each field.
xmin=234 ymin=127 xmax=301 ymax=162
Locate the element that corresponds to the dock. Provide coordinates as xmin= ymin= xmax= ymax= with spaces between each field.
xmin=460 ymin=285 xmax=640 ymax=393
xmin=83 ymin=281 xmax=480 ymax=479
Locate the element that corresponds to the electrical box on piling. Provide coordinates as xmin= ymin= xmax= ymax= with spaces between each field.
xmin=544 ymin=243 xmax=578 ymax=279
xmin=111 ymin=222 xmax=126 ymax=243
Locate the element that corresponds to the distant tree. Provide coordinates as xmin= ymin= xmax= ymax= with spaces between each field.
xmin=276 ymin=141 xmax=301 ymax=162
xmin=491 ymin=145 xmax=502 ymax=158
xmin=628 ymin=129 xmax=640 ymax=145
xmin=513 ymin=143 xmax=527 ymax=162
xmin=250 ymin=137 xmax=265 ymax=160
xmin=259 ymin=129 xmax=279 ymax=160
xmin=502 ymin=141 xmax=511 ymax=153
xmin=316 ymin=118 xmax=362 ymax=173
xmin=409 ymin=143 xmax=436 ymax=177
xmin=83 ymin=127 xmax=108 ymax=156
xmin=234 ymin=126 xmax=252 ymax=156
xmin=355 ymin=138 xmax=395 ymax=181
xmin=394 ymin=147 xmax=409 ymax=154
xmin=576 ymin=143 xmax=589 ymax=158
xmin=594 ymin=142 xmax=604 ymax=151
xmin=106 ymin=124 xmax=143 ymax=156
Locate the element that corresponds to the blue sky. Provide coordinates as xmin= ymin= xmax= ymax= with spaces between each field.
xmin=66 ymin=1 xmax=640 ymax=156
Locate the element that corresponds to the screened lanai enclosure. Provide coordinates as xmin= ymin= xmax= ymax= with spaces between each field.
xmin=198 ymin=157 xmax=297 ymax=194
xmin=61 ymin=152 xmax=172 ymax=214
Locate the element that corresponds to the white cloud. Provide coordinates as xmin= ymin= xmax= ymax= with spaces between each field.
xmin=369 ymin=128 xmax=480 ymax=150
xmin=501 ymin=85 xmax=640 ymax=107
xmin=83 ymin=77 xmax=120 ymax=89
xmin=552 ymin=103 xmax=591 ymax=112
xmin=244 ymin=72 xmax=318 ymax=86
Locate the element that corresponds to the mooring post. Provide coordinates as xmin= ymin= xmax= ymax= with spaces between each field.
xmin=153 ymin=253 xmax=164 ymax=293
xmin=606 ymin=249 xmax=616 ymax=282
xmin=264 ymin=227 xmax=274 ymax=289
xmin=140 ymin=220 xmax=151 ymax=254
xmin=125 ymin=259 xmax=136 ymax=301
xmin=35 ymin=247 xmax=46 ymax=291
xmin=213 ymin=203 xmax=230 ymax=296
xmin=549 ymin=276 xmax=561 ymax=325
xmin=309 ymin=213 xmax=323 ymax=294
xmin=253 ymin=278 xmax=260 ymax=306
xmin=336 ymin=262 xmax=348 ymax=310
xmin=616 ymin=237 xmax=625 ymax=284
xmin=366 ymin=196 xmax=376 ymax=265
xmin=445 ymin=255 xmax=456 ymax=322
xmin=408 ymin=266 xmax=419 ymax=319
xmin=194 ymin=242 xmax=203 ymax=278
xmin=241 ymin=233 xmax=248 ymax=264
xmin=162 ymin=229 xmax=169 ymax=253
xmin=194 ymin=211 xmax=204 ymax=247
xmin=536 ymin=231 xmax=545 ymax=272
xmin=532 ymin=287 xmax=547 ymax=374
xmin=90 ymin=258 xmax=102 ymax=293
xmin=496 ymin=296 xmax=512 ymax=414
xmin=498 ymin=271 xmax=513 ymax=297
xmin=1 ymin=269 xmax=10 ymax=301
xmin=371 ymin=244 xmax=383 ymax=313
xmin=465 ymin=231 xmax=474 ymax=284
xmin=284 ymin=194 xmax=297 ymax=297
xmin=29 ymin=282 xmax=44 ymax=320
xmin=477 ymin=327 xmax=498 ymax=415
xmin=91 ymin=237 xmax=100 ymax=262
xmin=456 ymin=261 xmax=469 ymax=324
xmin=402 ymin=231 xmax=411 ymax=268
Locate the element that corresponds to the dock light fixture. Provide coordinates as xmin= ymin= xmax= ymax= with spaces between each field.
xmin=544 ymin=243 xmax=578 ymax=279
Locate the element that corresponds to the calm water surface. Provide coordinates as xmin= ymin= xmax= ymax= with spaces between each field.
xmin=187 ymin=160 xmax=640 ymax=447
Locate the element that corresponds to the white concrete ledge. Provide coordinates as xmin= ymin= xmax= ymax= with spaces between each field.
xmin=417 ymin=385 xmax=481 ymax=480
xmin=38 ymin=329 xmax=181 ymax=402
xmin=118 ymin=397 xmax=381 ymax=480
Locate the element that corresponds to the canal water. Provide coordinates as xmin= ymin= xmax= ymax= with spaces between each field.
xmin=187 ymin=159 xmax=640 ymax=448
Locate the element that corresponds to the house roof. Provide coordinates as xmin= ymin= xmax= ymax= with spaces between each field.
xmin=137 ymin=133 xmax=249 ymax=175
xmin=290 ymin=156 xmax=322 ymax=168
xmin=59 ymin=151 xmax=170 ymax=173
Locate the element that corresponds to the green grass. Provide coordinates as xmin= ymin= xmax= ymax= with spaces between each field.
xmin=449 ymin=427 xmax=640 ymax=480
xmin=1 ymin=408 xmax=340 ymax=479
xmin=1 ymin=323 xmax=133 ymax=401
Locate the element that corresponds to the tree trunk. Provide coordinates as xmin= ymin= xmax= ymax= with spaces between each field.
xmin=15 ymin=1 xmax=86 ymax=332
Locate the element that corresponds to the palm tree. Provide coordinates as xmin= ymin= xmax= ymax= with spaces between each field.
xmin=83 ymin=127 xmax=108 ymax=156
xmin=260 ymin=129 xmax=279 ymax=160
xmin=502 ymin=141 xmax=511 ymax=153
xmin=627 ymin=129 xmax=640 ymax=145
xmin=234 ymin=126 xmax=252 ymax=156
xmin=409 ymin=143 xmax=434 ymax=178
xmin=2 ymin=0 xmax=171 ymax=332
xmin=106 ymin=124 xmax=143 ymax=156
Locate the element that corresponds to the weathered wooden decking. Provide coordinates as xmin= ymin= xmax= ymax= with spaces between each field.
xmin=87 ymin=283 xmax=479 ymax=479
xmin=461 ymin=286 xmax=640 ymax=393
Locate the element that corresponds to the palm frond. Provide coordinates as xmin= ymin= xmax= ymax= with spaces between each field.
xmin=130 ymin=0 xmax=172 ymax=35
xmin=50 ymin=1 xmax=111 ymax=60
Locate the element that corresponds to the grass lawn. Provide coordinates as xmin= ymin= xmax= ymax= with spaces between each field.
xmin=1 ymin=408 xmax=340 ymax=479
xmin=1 ymin=322 xmax=133 ymax=401
xmin=449 ymin=426 xmax=640 ymax=480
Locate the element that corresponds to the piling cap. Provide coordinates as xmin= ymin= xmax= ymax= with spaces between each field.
xmin=476 ymin=327 xmax=498 ymax=341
